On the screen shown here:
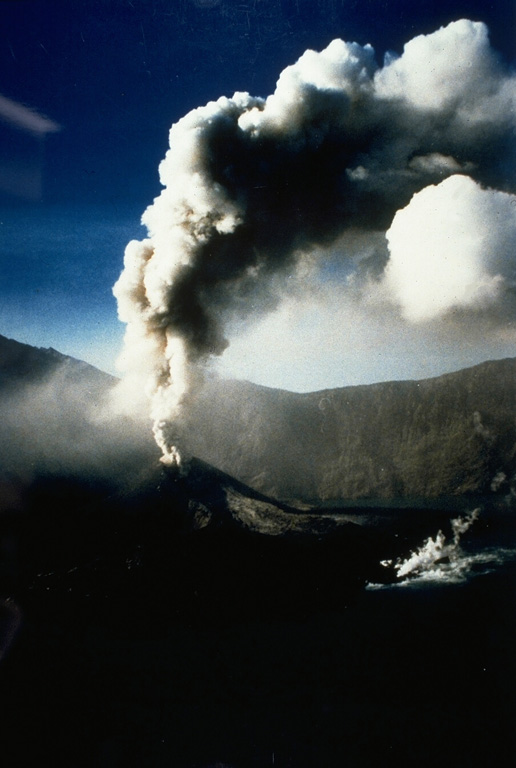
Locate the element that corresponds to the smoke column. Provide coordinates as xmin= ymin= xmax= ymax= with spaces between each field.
xmin=113 ymin=19 xmax=516 ymax=465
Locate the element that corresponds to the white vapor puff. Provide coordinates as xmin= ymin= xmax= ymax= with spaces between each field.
xmin=378 ymin=509 xmax=481 ymax=583
xmin=113 ymin=19 xmax=516 ymax=464
xmin=383 ymin=175 xmax=516 ymax=322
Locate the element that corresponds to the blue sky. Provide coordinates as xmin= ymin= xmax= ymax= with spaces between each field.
xmin=0 ymin=203 xmax=144 ymax=370
xmin=1 ymin=0 xmax=515 ymax=390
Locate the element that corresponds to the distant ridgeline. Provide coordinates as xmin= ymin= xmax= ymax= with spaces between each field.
xmin=0 ymin=334 xmax=112 ymax=393
xmin=0 ymin=334 xmax=514 ymax=501
xmin=184 ymin=360 xmax=516 ymax=502
xmin=0 ymin=334 xmax=156 ymax=483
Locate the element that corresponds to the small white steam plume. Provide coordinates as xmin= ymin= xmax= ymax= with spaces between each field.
xmin=391 ymin=508 xmax=480 ymax=581
xmin=113 ymin=19 xmax=516 ymax=465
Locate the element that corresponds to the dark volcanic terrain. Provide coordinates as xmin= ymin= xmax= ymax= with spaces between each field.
xmin=0 ymin=454 xmax=514 ymax=768
xmin=0 ymin=335 xmax=515 ymax=767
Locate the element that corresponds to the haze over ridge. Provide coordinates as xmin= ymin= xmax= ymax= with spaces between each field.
xmin=1 ymin=334 xmax=514 ymax=504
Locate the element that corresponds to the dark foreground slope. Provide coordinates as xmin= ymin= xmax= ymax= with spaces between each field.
xmin=0 ymin=457 xmax=386 ymax=765
xmin=4 ymin=458 xmax=386 ymax=627
xmin=0 ymin=336 xmax=514 ymax=767
xmin=0 ymin=458 xmax=514 ymax=768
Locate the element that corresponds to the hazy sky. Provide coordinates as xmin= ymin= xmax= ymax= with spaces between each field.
xmin=1 ymin=0 xmax=515 ymax=391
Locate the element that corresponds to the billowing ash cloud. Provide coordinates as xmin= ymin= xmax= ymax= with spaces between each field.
xmin=113 ymin=19 xmax=516 ymax=465
xmin=383 ymin=175 xmax=516 ymax=322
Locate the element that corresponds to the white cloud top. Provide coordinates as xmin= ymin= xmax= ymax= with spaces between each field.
xmin=113 ymin=19 xmax=516 ymax=463
xmin=384 ymin=175 xmax=516 ymax=321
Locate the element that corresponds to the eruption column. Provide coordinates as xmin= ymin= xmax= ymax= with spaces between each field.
xmin=113 ymin=20 xmax=516 ymax=464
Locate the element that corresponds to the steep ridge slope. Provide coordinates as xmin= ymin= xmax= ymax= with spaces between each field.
xmin=1 ymin=334 xmax=514 ymax=501
xmin=0 ymin=334 xmax=158 ymax=484
xmin=13 ymin=458 xmax=386 ymax=631
xmin=185 ymin=359 xmax=516 ymax=501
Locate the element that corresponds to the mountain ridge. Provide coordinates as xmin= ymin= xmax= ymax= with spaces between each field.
xmin=184 ymin=357 xmax=516 ymax=501
xmin=0 ymin=333 xmax=514 ymax=502
xmin=224 ymin=354 xmax=516 ymax=396
xmin=0 ymin=332 xmax=113 ymax=390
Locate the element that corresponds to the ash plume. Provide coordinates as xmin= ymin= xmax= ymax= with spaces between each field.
xmin=113 ymin=19 xmax=516 ymax=464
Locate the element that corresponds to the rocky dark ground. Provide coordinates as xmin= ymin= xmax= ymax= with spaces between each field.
xmin=0 ymin=335 xmax=514 ymax=766
xmin=0 ymin=457 xmax=514 ymax=767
